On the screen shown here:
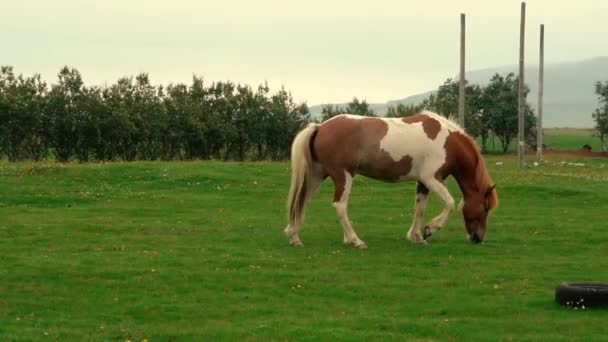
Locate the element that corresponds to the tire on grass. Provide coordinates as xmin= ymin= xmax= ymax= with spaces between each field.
xmin=555 ymin=283 xmax=608 ymax=308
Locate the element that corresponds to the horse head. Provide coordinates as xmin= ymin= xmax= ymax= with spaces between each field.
xmin=461 ymin=184 xmax=497 ymax=243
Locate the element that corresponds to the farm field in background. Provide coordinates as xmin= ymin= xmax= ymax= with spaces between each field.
xmin=1 ymin=132 xmax=608 ymax=340
xmin=543 ymin=128 xmax=601 ymax=151
xmin=481 ymin=127 xmax=602 ymax=154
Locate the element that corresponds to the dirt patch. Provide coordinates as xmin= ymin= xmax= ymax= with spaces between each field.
xmin=528 ymin=149 xmax=608 ymax=158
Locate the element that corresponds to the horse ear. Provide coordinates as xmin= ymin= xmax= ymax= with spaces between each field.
xmin=485 ymin=184 xmax=496 ymax=198
xmin=485 ymin=184 xmax=498 ymax=210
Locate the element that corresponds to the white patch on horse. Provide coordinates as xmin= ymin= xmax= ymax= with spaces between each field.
xmin=332 ymin=171 xmax=366 ymax=248
xmin=424 ymin=178 xmax=455 ymax=232
xmin=378 ymin=117 xmax=450 ymax=181
xmin=407 ymin=190 xmax=428 ymax=244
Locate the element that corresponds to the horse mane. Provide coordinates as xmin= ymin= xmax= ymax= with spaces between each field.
xmin=473 ymin=145 xmax=498 ymax=209
xmin=419 ymin=110 xmax=498 ymax=210
xmin=450 ymin=125 xmax=498 ymax=210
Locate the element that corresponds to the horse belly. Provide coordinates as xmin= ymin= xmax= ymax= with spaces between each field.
xmin=357 ymin=148 xmax=422 ymax=182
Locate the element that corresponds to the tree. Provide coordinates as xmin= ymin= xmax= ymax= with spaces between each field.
xmin=425 ymin=78 xmax=483 ymax=138
xmin=188 ymin=75 xmax=215 ymax=160
xmin=346 ymin=97 xmax=375 ymax=116
xmin=592 ymin=81 xmax=608 ymax=151
xmin=101 ymin=77 xmax=138 ymax=161
xmin=266 ymin=87 xmax=310 ymax=160
xmin=320 ymin=97 xmax=374 ymax=121
xmin=480 ymin=73 xmax=535 ymax=153
xmin=320 ymin=104 xmax=346 ymax=121
xmin=164 ymin=80 xmax=200 ymax=160
xmin=385 ymin=103 xmax=425 ymax=118
xmin=132 ymin=73 xmax=165 ymax=160
xmin=73 ymin=86 xmax=104 ymax=162
xmin=0 ymin=67 xmax=49 ymax=161
xmin=46 ymin=66 xmax=87 ymax=162
xmin=249 ymin=82 xmax=271 ymax=160
xmin=231 ymin=84 xmax=256 ymax=161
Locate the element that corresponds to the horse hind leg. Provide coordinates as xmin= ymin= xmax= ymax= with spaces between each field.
xmin=407 ymin=182 xmax=429 ymax=244
xmin=330 ymin=170 xmax=367 ymax=249
xmin=284 ymin=167 xmax=324 ymax=246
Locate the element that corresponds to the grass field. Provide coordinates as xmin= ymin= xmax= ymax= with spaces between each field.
xmin=481 ymin=128 xmax=602 ymax=153
xmin=2 ymin=153 xmax=608 ymax=341
xmin=543 ymin=128 xmax=602 ymax=151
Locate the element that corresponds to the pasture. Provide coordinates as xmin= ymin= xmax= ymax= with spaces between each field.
xmin=481 ymin=128 xmax=603 ymax=153
xmin=1 ymin=135 xmax=608 ymax=340
xmin=544 ymin=128 xmax=602 ymax=151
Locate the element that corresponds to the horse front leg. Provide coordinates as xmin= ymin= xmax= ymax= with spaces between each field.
xmin=407 ymin=182 xmax=429 ymax=244
xmin=421 ymin=178 xmax=455 ymax=240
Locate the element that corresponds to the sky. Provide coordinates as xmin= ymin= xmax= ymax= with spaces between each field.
xmin=2 ymin=0 xmax=607 ymax=105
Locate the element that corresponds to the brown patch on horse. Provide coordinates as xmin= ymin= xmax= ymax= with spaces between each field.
xmin=416 ymin=181 xmax=429 ymax=195
xmin=358 ymin=120 xmax=414 ymax=181
xmin=313 ymin=115 xmax=413 ymax=184
xmin=437 ymin=131 xmax=498 ymax=209
xmin=416 ymin=182 xmax=429 ymax=203
xmin=371 ymin=155 xmax=413 ymax=181
xmin=435 ymin=131 xmax=470 ymax=181
xmin=313 ymin=116 xmax=361 ymax=176
xmin=402 ymin=114 xmax=441 ymax=140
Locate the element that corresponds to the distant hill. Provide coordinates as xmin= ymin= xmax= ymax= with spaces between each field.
xmin=310 ymin=57 xmax=608 ymax=128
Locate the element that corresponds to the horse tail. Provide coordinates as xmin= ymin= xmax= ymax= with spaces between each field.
xmin=286 ymin=123 xmax=320 ymax=227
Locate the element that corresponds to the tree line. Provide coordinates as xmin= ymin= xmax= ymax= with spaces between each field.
xmin=0 ymin=66 xmax=310 ymax=162
xmin=3 ymin=64 xmax=606 ymax=162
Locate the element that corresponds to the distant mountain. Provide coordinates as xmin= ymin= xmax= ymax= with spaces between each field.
xmin=310 ymin=57 xmax=608 ymax=128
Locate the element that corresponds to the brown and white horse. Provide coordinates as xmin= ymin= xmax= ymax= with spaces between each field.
xmin=284 ymin=111 xmax=498 ymax=248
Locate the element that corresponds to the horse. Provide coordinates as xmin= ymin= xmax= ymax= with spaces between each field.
xmin=284 ymin=110 xmax=498 ymax=249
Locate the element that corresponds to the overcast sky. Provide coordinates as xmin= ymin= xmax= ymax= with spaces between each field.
xmin=2 ymin=0 xmax=607 ymax=104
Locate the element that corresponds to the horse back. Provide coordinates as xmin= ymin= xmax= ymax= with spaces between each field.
xmin=313 ymin=114 xmax=454 ymax=182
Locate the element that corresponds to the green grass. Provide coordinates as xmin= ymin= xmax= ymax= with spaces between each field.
xmin=480 ymin=128 xmax=602 ymax=153
xmin=1 ymin=156 xmax=608 ymax=341
xmin=544 ymin=128 xmax=602 ymax=151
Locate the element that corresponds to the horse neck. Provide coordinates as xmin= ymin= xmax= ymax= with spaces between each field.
xmin=452 ymin=151 xmax=484 ymax=200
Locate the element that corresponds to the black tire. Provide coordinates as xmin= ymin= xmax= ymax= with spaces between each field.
xmin=555 ymin=282 xmax=608 ymax=308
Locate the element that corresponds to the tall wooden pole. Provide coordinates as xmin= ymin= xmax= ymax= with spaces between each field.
xmin=537 ymin=24 xmax=544 ymax=164
xmin=518 ymin=2 xmax=526 ymax=168
xmin=459 ymin=13 xmax=466 ymax=129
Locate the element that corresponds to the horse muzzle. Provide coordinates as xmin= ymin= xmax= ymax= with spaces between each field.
xmin=469 ymin=232 xmax=483 ymax=244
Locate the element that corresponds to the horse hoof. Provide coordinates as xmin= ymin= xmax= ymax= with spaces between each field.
xmin=407 ymin=233 xmax=426 ymax=244
xmin=422 ymin=226 xmax=433 ymax=240
xmin=290 ymin=240 xmax=304 ymax=247
xmin=353 ymin=241 xmax=368 ymax=249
